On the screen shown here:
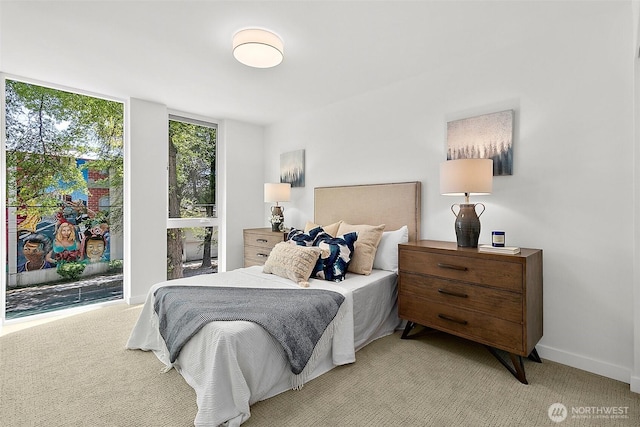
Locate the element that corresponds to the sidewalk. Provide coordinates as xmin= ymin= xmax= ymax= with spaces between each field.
xmin=5 ymin=259 xmax=218 ymax=320
xmin=6 ymin=273 xmax=123 ymax=319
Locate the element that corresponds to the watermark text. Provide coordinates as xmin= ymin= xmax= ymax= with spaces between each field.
xmin=548 ymin=403 xmax=630 ymax=423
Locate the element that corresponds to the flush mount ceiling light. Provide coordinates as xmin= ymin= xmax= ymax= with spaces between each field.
xmin=232 ymin=28 xmax=284 ymax=68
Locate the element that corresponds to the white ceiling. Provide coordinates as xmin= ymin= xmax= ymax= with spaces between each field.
xmin=0 ymin=1 xmax=589 ymax=125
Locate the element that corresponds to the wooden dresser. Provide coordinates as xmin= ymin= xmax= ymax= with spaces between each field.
xmin=243 ymin=228 xmax=286 ymax=267
xmin=398 ymin=240 xmax=543 ymax=383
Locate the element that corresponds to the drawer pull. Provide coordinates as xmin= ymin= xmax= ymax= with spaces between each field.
xmin=256 ymin=239 xmax=269 ymax=243
xmin=438 ymin=314 xmax=468 ymax=325
xmin=438 ymin=288 xmax=468 ymax=298
xmin=257 ymin=253 xmax=269 ymax=258
xmin=437 ymin=263 xmax=468 ymax=271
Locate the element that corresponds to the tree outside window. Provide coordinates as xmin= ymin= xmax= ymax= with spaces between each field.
xmin=167 ymin=117 xmax=217 ymax=280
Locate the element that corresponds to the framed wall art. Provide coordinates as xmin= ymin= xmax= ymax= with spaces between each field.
xmin=280 ymin=149 xmax=305 ymax=187
xmin=447 ymin=109 xmax=514 ymax=176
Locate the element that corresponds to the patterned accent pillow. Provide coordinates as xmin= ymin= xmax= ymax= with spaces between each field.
xmin=263 ymin=242 xmax=323 ymax=287
xmin=287 ymin=226 xmax=325 ymax=246
xmin=312 ymin=232 xmax=358 ymax=282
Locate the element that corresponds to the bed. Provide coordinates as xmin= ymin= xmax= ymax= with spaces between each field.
xmin=126 ymin=181 xmax=421 ymax=427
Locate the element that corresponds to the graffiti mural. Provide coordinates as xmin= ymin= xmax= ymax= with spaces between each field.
xmin=16 ymin=202 xmax=111 ymax=272
xmin=13 ymin=156 xmax=113 ymax=276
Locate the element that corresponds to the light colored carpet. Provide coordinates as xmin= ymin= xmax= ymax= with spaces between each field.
xmin=1 ymin=303 xmax=638 ymax=426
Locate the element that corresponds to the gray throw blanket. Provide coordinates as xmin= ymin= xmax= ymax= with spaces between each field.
xmin=153 ymin=286 xmax=345 ymax=375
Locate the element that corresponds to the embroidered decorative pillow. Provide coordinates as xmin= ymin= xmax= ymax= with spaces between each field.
xmin=304 ymin=220 xmax=342 ymax=237
xmin=312 ymin=232 xmax=358 ymax=282
xmin=287 ymin=226 xmax=325 ymax=246
xmin=263 ymin=242 xmax=323 ymax=287
xmin=337 ymin=223 xmax=385 ymax=275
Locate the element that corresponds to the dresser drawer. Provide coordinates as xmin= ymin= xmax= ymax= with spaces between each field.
xmin=399 ymin=273 xmax=522 ymax=323
xmin=399 ymin=295 xmax=524 ymax=354
xmin=243 ymin=246 xmax=273 ymax=266
xmin=243 ymin=228 xmax=285 ymax=267
xmin=243 ymin=230 xmax=284 ymax=249
xmin=399 ymin=249 xmax=523 ymax=292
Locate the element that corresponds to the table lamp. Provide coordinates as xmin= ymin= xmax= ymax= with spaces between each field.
xmin=264 ymin=183 xmax=291 ymax=231
xmin=440 ymin=159 xmax=493 ymax=247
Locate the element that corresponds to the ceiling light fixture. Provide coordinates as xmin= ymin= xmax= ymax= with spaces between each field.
xmin=232 ymin=28 xmax=284 ymax=68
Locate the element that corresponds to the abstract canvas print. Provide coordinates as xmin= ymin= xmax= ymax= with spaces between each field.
xmin=447 ymin=109 xmax=514 ymax=176
xmin=280 ymin=149 xmax=305 ymax=187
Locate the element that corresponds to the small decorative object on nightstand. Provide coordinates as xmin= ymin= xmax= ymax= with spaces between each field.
xmin=243 ymin=227 xmax=286 ymax=267
xmin=491 ymin=231 xmax=505 ymax=247
xmin=398 ymin=240 xmax=543 ymax=384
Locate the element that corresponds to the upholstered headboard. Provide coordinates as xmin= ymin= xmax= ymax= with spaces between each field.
xmin=314 ymin=182 xmax=421 ymax=241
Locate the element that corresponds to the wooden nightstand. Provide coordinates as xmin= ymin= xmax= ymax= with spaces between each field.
xmin=243 ymin=228 xmax=286 ymax=267
xmin=398 ymin=240 xmax=543 ymax=384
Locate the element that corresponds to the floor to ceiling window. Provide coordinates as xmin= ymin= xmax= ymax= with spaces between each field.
xmin=166 ymin=114 xmax=217 ymax=280
xmin=3 ymin=78 xmax=124 ymax=319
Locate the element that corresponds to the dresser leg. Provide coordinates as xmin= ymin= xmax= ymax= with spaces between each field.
xmin=401 ymin=321 xmax=416 ymax=339
xmin=485 ymin=346 xmax=530 ymax=384
xmin=400 ymin=322 xmax=438 ymax=339
xmin=509 ymin=353 xmax=528 ymax=384
xmin=528 ymin=347 xmax=542 ymax=363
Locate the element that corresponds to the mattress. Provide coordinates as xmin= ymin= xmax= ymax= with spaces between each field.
xmin=126 ymin=266 xmax=400 ymax=426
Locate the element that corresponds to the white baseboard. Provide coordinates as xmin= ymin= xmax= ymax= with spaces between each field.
xmin=126 ymin=294 xmax=146 ymax=305
xmin=537 ymin=344 xmax=632 ymax=387
xmin=630 ymin=376 xmax=640 ymax=393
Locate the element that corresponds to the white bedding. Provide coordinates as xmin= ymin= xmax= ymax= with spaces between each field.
xmin=126 ymin=266 xmax=400 ymax=426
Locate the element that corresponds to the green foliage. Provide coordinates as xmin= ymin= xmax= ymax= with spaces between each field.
xmin=108 ymin=259 xmax=123 ymax=272
xmin=56 ymin=260 xmax=86 ymax=281
xmin=168 ymin=119 xmax=216 ymax=218
xmin=191 ymin=226 xmax=218 ymax=245
xmin=5 ymin=79 xmax=124 ymax=218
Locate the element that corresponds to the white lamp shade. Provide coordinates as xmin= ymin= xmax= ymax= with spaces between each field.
xmin=264 ymin=183 xmax=291 ymax=203
xmin=440 ymin=158 xmax=493 ymax=196
xmin=233 ymin=29 xmax=284 ymax=68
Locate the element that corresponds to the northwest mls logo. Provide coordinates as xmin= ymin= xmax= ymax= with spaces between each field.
xmin=548 ymin=403 xmax=568 ymax=423
xmin=548 ymin=403 xmax=630 ymax=422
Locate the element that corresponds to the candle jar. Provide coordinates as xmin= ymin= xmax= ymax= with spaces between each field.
xmin=492 ymin=231 xmax=505 ymax=247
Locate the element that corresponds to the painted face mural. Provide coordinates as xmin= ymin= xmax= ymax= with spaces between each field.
xmin=85 ymin=237 xmax=106 ymax=263
xmin=23 ymin=241 xmax=44 ymax=260
xmin=18 ymin=234 xmax=53 ymax=272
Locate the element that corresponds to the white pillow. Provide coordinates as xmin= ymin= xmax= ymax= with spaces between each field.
xmin=372 ymin=226 xmax=409 ymax=272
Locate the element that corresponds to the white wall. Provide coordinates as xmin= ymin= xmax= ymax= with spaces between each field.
xmin=219 ymin=119 xmax=266 ymax=272
xmin=631 ymin=0 xmax=640 ymax=393
xmin=125 ymin=99 xmax=169 ymax=304
xmin=265 ymin=2 xmax=636 ymax=384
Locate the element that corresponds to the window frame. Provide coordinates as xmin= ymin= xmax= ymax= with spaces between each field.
xmin=1 ymin=74 xmax=126 ymax=328
xmin=166 ymin=112 xmax=219 ymax=230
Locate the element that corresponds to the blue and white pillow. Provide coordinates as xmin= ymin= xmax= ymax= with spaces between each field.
xmin=312 ymin=231 xmax=358 ymax=282
xmin=287 ymin=226 xmax=325 ymax=246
